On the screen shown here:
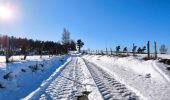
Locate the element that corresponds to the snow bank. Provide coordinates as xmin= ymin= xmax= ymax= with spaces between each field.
xmin=84 ymin=55 xmax=168 ymax=81
xmin=0 ymin=55 xmax=70 ymax=100
xmin=23 ymin=57 xmax=71 ymax=100
xmin=0 ymin=55 xmax=51 ymax=63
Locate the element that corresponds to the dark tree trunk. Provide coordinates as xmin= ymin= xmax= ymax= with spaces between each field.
xmin=133 ymin=43 xmax=135 ymax=56
xmin=6 ymin=37 xmax=10 ymax=63
xmin=78 ymin=47 xmax=81 ymax=53
xmin=24 ymin=51 xmax=27 ymax=60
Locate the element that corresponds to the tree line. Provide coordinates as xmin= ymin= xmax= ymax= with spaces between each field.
xmin=0 ymin=28 xmax=84 ymax=63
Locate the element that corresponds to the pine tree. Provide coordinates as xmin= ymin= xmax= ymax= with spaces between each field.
xmin=77 ymin=39 xmax=84 ymax=53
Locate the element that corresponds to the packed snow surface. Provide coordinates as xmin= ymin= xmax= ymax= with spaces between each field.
xmin=24 ymin=57 xmax=102 ymax=100
xmin=83 ymin=55 xmax=170 ymax=100
xmin=0 ymin=54 xmax=170 ymax=100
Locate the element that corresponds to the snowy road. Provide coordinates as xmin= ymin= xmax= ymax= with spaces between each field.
xmin=24 ymin=56 xmax=141 ymax=100
xmin=24 ymin=55 xmax=170 ymax=100
xmin=25 ymin=57 xmax=81 ymax=99
xmin=83 ymin=59 xmax=139 ymax=100
xmin=1 ymin=55 xmax=170 ymax=100
xmin=83 ymin=55 xmax=170 ymax=100
xmin=24 ymin=57 xmax=101 ymax=100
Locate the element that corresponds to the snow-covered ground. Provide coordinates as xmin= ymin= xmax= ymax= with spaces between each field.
xmin=157 ymin=54 xmax=170 ymax=59
xmin=24 ymin=57 xmax=102 ymax=100
xmin=84 ymin=59 xmax=140 ymax=100
xmin=0 ymin=55 xmax=51 ymax=63
xmin=0 ymin=55 xmax=69 ymax=100
xmin=136 ymin=54 xmax=170 ymax=59
xmin=24 ymin=56 xmax=139 ymax=100
xmin=83 ymin=55 xmax=170 ymax=100
xmin=0 ymin=54 xmax=170 ymax=100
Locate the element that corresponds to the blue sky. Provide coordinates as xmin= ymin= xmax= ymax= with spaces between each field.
xmin=0 ymin=0 xmax=169 ymax=52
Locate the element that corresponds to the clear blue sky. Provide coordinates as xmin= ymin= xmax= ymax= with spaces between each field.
xmin=0 ymin=0 xmax=170 ymax=52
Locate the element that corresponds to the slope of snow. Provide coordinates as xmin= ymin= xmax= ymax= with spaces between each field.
xmin=0 ymin=55 xmax=69 ymax=100
xmin=0 ymin=55 xmax=51 ymax=63
xmin=83 ymin=55 xmax=170 ymax=100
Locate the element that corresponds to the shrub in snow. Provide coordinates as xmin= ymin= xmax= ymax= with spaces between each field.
xmin=21 ymin=69 xmax=26 ymax=72
xmin=116 ymin=46 xmax=121 ymax=55
xmin=60 ymin=59 xmax=64 ymax=62
xmin=3 ymin=72 xmax=13 ymax=80
xmin=0 ymin=83 xmax=4 ymax=88
xmin=159 ymin=59 xmax=167 ymax=63
xmin=166 ymin=67 xmax=170 ymax=70
xmin=28 ymin=63 xmax=45 ymax=72
xmin=29 ymin=64 xmax=39 ymax=72
xmin=39 ymin=63 xmax=44 ymax=67
xmin=165 ymin=59 xmax=170 ymax=65
xmin=128 ymin=96 xmax=138 ymax=100
xmin=145 ymin=74 xmax=151 ymax=78
xmin=159 ymin=59 xmax=170 ymax=65
xmin=117 ymin=54 xmax=129 ymax=57
xmin=143 ymin=56 xmax=155 ymax=60
xmin=123 ymin=47 xmax=128 ymax=53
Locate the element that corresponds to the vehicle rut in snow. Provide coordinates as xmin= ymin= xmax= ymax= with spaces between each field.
xmin=83 ymin=59 xmax=140 ymax=100
xmin=28 ymin=57 xmax=90 ymax=100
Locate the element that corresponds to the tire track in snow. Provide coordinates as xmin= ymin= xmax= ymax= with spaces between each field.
xmin=83 ymin=59 xmax=139 ymax=100
xmin=152 ymin=62 xmax=170 ymax=83
xmin=24 ymin=57 xmax=78 ymax=100
xmin=25 ymin=57 xmax=94 ymax=100
xmin=38 ymin=57 xmax=79 ymax=100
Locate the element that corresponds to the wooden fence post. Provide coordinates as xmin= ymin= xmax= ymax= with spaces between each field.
xmin=133 ymin=43 xmax=135 ymax=56
xmin=147 ymin=41 xmax=150 ymax=59
xmin=154 ymin=41 xmax=157 ymax=59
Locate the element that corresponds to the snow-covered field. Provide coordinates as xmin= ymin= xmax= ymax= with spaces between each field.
xmin=83 ymin=55 xmax=170 ymax=100
xmin=157 ymin=54 xmax=170 ymax=59
xmin=0 ymin=55 xmax=69 ymax=100
xmin=136 ymin=54 xmax=170 ymax=59
xmin=0 ymin=54 xmax=170 ymax=100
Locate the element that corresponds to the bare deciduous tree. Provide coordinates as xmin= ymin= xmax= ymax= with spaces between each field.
xmin=160 ymin=44 xmax=168 ymax=54
xmin=62 ymin=28 xmax=70 ymax=44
